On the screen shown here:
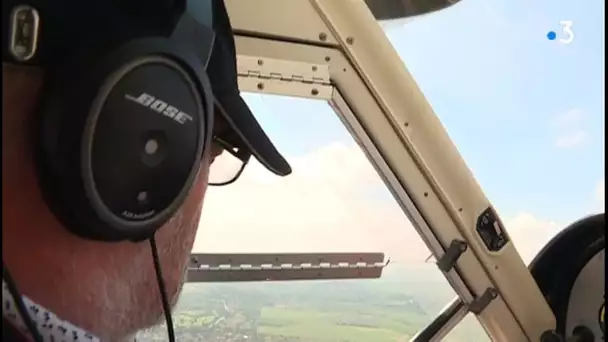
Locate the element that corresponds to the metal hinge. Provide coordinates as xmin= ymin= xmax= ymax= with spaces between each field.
xmin=468 ymin=287 xmax=499 ymax=314
xmin=237 ymin=56 xmax=330 ymax=85
xmin=236 ymin=55 xmax=332 ymax=99
xmin=187 ymin=252 xmax=389 ymax=282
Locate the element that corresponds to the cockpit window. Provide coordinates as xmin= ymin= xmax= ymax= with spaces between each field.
xmin=138 ymin=0 xmax=602 ymax=340
xmin=138 ymin=93 xmax=487 ymax=341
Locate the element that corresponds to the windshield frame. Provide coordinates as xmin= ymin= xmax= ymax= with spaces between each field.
xmin=205 ymin=1 xmax=561 ymax=340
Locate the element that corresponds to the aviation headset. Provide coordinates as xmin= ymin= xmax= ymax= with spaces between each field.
xmin=3 ymin=0 xmax=217 ymax=242
xmin=2 ymin=0 xmax=223 ymax=340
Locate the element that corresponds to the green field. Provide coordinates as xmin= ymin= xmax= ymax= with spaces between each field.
xmin=257 ymin=307 xmax=421 ymax=341
xmin=137 ymin=264 xmax=489 ymax=341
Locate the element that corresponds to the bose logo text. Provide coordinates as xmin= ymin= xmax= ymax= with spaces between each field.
xmin=125 ymin=93 xmax=193 ymax=124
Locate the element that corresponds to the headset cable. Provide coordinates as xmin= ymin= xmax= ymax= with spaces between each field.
xmin=149 ymin=236 xmax=176 ymax=342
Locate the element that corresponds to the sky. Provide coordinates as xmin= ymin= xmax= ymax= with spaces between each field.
xmin=192 ymin=0 xmax=604 ymax=273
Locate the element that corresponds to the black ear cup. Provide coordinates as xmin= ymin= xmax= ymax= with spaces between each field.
xmin=35 ymin=38 xmax=214 ymax=242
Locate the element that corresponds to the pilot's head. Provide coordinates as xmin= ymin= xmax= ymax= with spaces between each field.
xmin=2 ymin=0 xmax=290 ymax=340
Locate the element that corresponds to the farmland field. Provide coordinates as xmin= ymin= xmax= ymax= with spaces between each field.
xmin=137 ymin=264 xmax=489 ymax=341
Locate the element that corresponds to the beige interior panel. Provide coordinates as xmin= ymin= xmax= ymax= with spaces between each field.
xmin=225 ymin=0 xmax=339 ymax=46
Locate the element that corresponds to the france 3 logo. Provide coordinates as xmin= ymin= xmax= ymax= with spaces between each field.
xmin=547 ymin=21 xmax=574 ymax=44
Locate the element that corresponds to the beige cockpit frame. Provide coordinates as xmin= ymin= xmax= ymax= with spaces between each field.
xmin=190 ymin=1 xmax=557 ymax=341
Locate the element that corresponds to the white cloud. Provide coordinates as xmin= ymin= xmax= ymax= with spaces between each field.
xmin=507 ymin=180 xmax=607 ymax=264
xmin=552 ymin=109 xmax=590 ymax=148
xmin=554 ymin=129 xmax=590 ymax=148
xmin=505 ymin=212 xmax=562 ymax=264
xmin=508 ymin=180 xmax=606 ymax=263
xmin=194 ymin=142 xmax=428 ymax=262
xmin=193 ymin=141 xmax=569 ymax=267
xmin=553 ymin=108 xmax=584 ymax=128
